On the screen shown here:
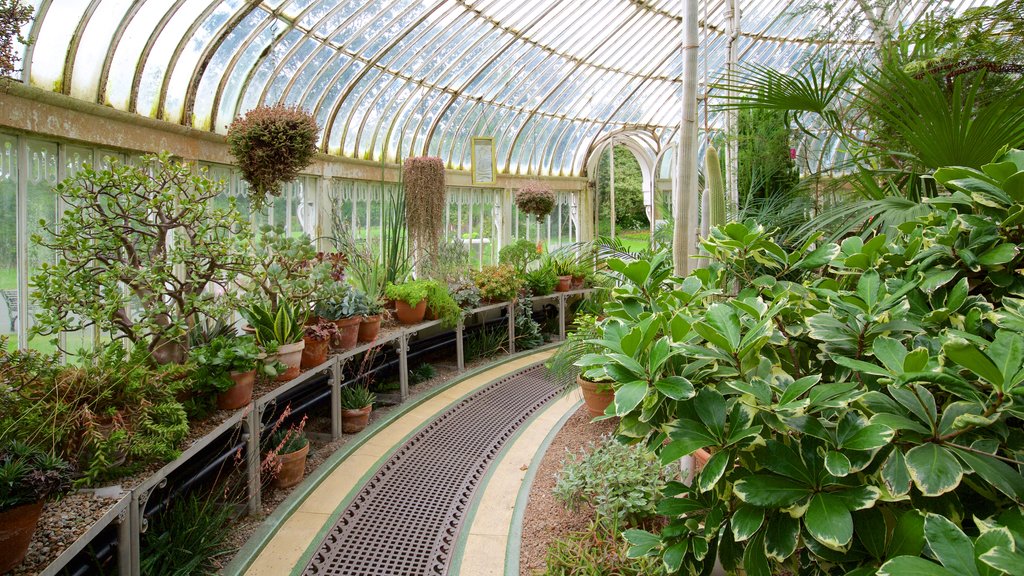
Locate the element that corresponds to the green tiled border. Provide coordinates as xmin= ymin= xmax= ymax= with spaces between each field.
xmin=223 ymin=345 xmax=557 ymax=576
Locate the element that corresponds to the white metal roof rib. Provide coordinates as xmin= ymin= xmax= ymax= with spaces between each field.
xmin=20 ymin=0 xmax=997 ymax=176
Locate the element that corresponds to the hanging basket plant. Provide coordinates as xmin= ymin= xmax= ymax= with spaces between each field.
xmin=514 ymin=182 xmax=555 ymax=221
xmin=227 ymin=104 xmax=319 ymax=212
xmin=403 ymin=156 xmax=446 ymax=261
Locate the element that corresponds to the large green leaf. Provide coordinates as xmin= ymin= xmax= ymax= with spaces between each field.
xmin=949 ymin=447 xmax=1024 ymax=501
xmin=888 ymin=510 xmax=926 ymax=558
xmin=698 ymin=450 xmax=730 ymax=493
xmin=881 ymin=448 xmax=913 ymax=497
xmin=974 ymin=528 xmax=1016 ymax=576
xmin=662 ymin=424 xmax=718 ymax=465
xmin=905 ymin=443 xmax=963 ymax=496
xmin=705 ymin=303 xmax=742 ymax=353
xmin=805 ymin=493 xmax=854 ymax=550
xmin=978 ymin=243 xmax=1018 ymax=266
xmin=730 ymin=505 xmax=765 ymax=542
xmin=764 ymin=514 xmax=800 ymax=562
xmin=990 ymin=330 xmax=1024 ymax=389
xmin=695 ymin=388 xmax=727 ymax=440
xmin=923 ymin=513 xmax=979 ymax=576
xmin=855 ymin=507 xmax=888 ymax=559
xmin=733 ymin=475 xmax=811 ymax=507
xmin=943 ymin=338 xmax=1004 ymax=388
xmin=878 ymin=557 xmax=958 ymax=576
xmin=614 ymin=380 xmax=648 ymax=416
xmin=655 ymin=376 xmax=695 ymax=400
xmin=839 ymin=420 xmax=895 ymax=451
xmin=623 ymin=529 xmax=661 ymax=556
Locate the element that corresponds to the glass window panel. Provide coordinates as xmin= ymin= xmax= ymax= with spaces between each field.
xmin=263 ymin=36 xmax=319 ymax=104
xmin=29 ymin=0 xmax=90 ymax=92
xmin=239 ymin=25 xmax=301 ymax=112
xmin=193 ymin=7 xmax=267 ymax=130
xmin=26 ymin=140 xmax=59 ymax=351
xmin=0 ymin=135 xmax=16 ymax=347
xmin=283 ymin=44 xmax=333 ymax=107
xmin=164 ymin=0 xmax=244 ymax=123
xmin=69 ymin=0 xmax=134 ymax=101
xmin=357 ymin=0 xmax=426 ymax=57
xmin=106 ymin=0 xmax=172 ymax=110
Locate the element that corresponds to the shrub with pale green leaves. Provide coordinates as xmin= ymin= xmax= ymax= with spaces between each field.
xmin=576 ymin=148 xmax=1024 ymax=575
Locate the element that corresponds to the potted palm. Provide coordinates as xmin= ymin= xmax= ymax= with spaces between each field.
xmin=266 ymin=416 xmax=309 ymax=489
xmin=242 ymin=300 xmax=307 ymax=381
xmin=547 ymin=315 xmax=613 ymax=417
xmin=548 ymin=255 xmax=574 ymax=292
xmin=301 ymin=319 xmax=342 ymax=369
xmin=0 ymin=442 xmax=73 ymax=573
xmin=190 ymin=334 xmax=265 ymax=410
xmin=384 ymin=280 xmax=431 ymax=324
xmin=340 ymin=386 xmax=376 ymax=434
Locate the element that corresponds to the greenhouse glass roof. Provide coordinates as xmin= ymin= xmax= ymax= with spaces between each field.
xmin=19 ymin=0 xmax=994 ymax=176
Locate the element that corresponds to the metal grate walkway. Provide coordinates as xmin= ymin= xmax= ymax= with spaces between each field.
xmin=302 ymin=363 xmax=563 ymax=576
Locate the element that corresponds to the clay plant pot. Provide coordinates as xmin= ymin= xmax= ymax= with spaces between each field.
xmin=301 ymin=337 xmax=330 ymax=369
xmin=571 ymin=275 xmax=585 ymax=290
xmin=0 ymin=500 xmax=45 ymax=573
xmin=342 ymin=405 xmax=373 ymax=434
xmin=269 ymin=340 xmax=305 ymax=382
xmin=555 ymin=275 xmax=572 ymax=292
xmin=333 ymin=316 xmax=361 ymax=350
xmin=216 ymin=369 xmax=255 ymax=410
xmin=394 ymin=299 xmax=427 ymax=325
xmin=358 ymin=314 xmax=382 ymax=343
xmin=578 ymin=374 xmax=615 ymax=417
xmin=271 ymin=443 xmax=309 ymax=489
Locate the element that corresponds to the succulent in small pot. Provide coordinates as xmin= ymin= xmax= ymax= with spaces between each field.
xmin=547 ymin=255 xmax=575 ymax=292
xmin=301 ymin=319 xmax=342 ymax=369
xmin=472 ymin=265 xmax=524 ymax=303
xmin=0 ymin=442 xmax=73 ymax=573
xmin=265 ymin=415 xmax=309 ymax=489
xmin=514 ymin=181 xmax=555 ymax=221
xmin=340 ymin=386 xmax=376 ymax=434
xmin=384 ymin=280 xmax=432 ymax=325
xmin=189 ymin=334 xmax=264 ymax=410
xmin=358 ymin=295 xmax=385 ymax=343
xmin=241 ymin=300 xmax=307 ymax=381
xmin=315 ymin=283 xmax=364 ymax=349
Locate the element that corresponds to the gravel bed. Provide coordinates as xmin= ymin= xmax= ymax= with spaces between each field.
xmin=519 ymin=405 xmax=618 ymax=576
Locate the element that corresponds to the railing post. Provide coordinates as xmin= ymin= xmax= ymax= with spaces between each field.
xmin=117 ymin=502 xmax=131 ymax=576
xmin=330 ymin=356 xmax=342 ymax=440
xmin=456 ymin=315 xmax=465 ymax=372
xmin=245 ymin=407 xmax=261 ymax=515
xmin=558 ymin=293 xmax=567 ymax=341
xmin=398 ymin=333 xmax=409 ymax=401
xmin=507 ymin=302 xmax=515 ymax=355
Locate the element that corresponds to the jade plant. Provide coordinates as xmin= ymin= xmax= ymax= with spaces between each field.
xmin=243 ymin=225 xmax=333 ymax=313
xmin=578 ymin=149 xmax=1024 ymax=575
xmin=31 ymin=153 xmax=254 ymax=364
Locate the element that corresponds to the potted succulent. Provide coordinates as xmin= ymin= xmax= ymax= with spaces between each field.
xmin=472 ymin=264 xmax=524 ymax=303
xmin=301 ymin=319 xmax=342 ymax=369
xmin=266 ymin=416 xmax=309 ymax=489
xmin=190 ymin=334 xmax=264 ymax=410
xmin=315 ymin=283 xmax=363 ymax=350
xmin=548 ymin=255 xmax=575 ymax=292
xmin=449 ymin=279 xmax=482 ymax=310
xmin=384 ymin=280 xmax=432 ymax=324
xmin=524 ymin=262 xmax=558 ymax=296
xmin=242 ymin=300 xmax=307 ymax=381
xmin=357 ymin=293 xmax=385 ymax=343
xmin=340 ymin=386 xmax=376 ymax=434
xmin=0 ymin=442 xmax=73 ymax=573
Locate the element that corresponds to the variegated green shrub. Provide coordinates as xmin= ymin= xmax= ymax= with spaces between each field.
xmin=577 ymin=147 xmax=1024 ymax=575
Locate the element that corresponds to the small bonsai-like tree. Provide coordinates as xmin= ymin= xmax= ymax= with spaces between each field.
xmin=240 ymin=225 xmax=333 ymax=312
xmin=0 ymin=0 xmax=32 ymax=79
xmin=403 ymin=156 xmax=446 ymax=271
xmin=226 ymin=104 xmax=319 ymax=211
xmin=514 ymin=181 xmax=555 ymax=221
xmin=32 ymin=152 xmax=255 ymax=364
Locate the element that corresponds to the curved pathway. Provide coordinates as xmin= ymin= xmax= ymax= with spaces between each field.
xmin=232 ymin=350 xmax=580 ymax=576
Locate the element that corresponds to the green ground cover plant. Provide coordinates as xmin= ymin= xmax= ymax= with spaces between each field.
xmin=575 ymin=148 xmax=1024 ymax=575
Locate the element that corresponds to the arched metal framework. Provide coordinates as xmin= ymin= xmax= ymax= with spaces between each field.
xmin=18 ymin=0 xmax=994 ymax=177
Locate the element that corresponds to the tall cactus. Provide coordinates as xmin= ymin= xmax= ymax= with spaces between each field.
xmin=704 ymin=146 xmax=727 ymax=232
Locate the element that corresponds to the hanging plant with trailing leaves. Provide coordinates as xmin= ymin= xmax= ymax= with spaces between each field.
xmin=227 ymin=104 xmax=319 ymax=212
xmin=403 ymin=156 xmax=446 ymax=267
xmin=514 ymin=181 xmax=555 ymax=221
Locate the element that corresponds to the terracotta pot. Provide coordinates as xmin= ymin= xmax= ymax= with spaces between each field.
xmin=692 ymin=448 xmax=712 ymax=474
xmin=578 ymin=374 xmax=615 ymax=417
xmin=271 ymin=443 xmax=309 ymax=489
xmin=333 ymin=316 xmax=361 ymax=350
xmin=216 ymin=370 xmax=255 ymax=410
xmin=358 ymin=314 xmax=382 ymax=342
xmin=394 ymin=299 xmax=427 ymax=324
xmin=269 ymin=340 xmax=305 ymax=382
xmin=301 ymin=337 xmax=330 ymax=369
xmin=556 ymin=276 xmax=572 ymax=292
xmin=342 ymin=405 xmax=372 ymax=434
xmin=571 ymin=275 xmax=585 ymax=290
xmin=0 ymin=500 xmax=44 ymax=573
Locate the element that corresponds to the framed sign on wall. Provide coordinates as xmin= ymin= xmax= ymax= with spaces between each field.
xmin=471 ymin=136 xmax=497 ymax=185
